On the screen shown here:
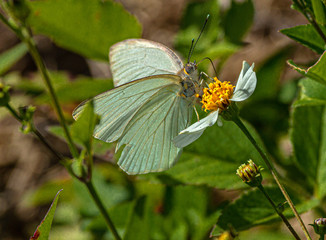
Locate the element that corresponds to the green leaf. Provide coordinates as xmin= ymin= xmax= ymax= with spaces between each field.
xmin=287 ymin=51 xmax=326 ymax=85
xmin=222 ymin=0 xmax=254 ymax=43
xmin=217 ymin=186 xmax=319 ymax=232
xmin=250 ymin=48 xmax=292 ymax=101
xmin=30 ymin=190 xmax=62 ymax=240
xmin=312 ymin=0 xmax=326 ymax=25
xmin=124 ymin=196 xmax=150 ymax=240
xmin=0 ymin=43 xmax=28 ymax=75
xmin=291 ymin=105 xmax=326 ymax=198
xmin=294 ymin=78 xmax=326 ymax=106
xmin=146 ymin=153 xmax=242 ymax=189
xmin=145 ymin=119 xmax=266 ymax=190
xmin=27 ymin=0 xmax=142 ymax=61
xmin=71 ymin=101 xmax=99 ymax=150
xmin=280 ymin=24 xmax=326 ymax=54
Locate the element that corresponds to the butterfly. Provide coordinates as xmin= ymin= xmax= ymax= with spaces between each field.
xmin=73 ymin=39 xmax=203 ymax=174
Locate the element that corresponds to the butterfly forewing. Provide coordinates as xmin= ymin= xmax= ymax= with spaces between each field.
xmin=73 ymin=75 xmax=183 ymax=144
xmin=110 ymin=39 xmax=184 ymax=86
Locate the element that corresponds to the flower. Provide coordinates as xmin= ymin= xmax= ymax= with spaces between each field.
xmin=236 ymin=160 xmax=263 ymax=187
xmin=173 ymin=61 xmax=257 ymax=148
xmin=310 ymin=218 xmax=326 ymax=236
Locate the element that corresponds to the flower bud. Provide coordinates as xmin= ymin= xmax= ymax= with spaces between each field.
xmin=236 ymin=160 xmax=263 ymax=187
xmin=310 ymin=218 xmax=326 ymax=236
xmin=0 ymin=83 xmax=11 ymax=107
xmin=19 ymin=106 xmax=36 ymax=134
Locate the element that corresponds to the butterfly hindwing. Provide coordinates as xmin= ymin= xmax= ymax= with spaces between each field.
xmin=109 ymin=39 xmax=184 ymax=86
xmin=73 ymin=75 xmax=192 ymax=174
xmin=116 ymin=80 xmax=192 ymax=174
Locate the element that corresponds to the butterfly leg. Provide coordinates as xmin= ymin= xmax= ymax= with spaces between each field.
xmin=193 ymin=106 xmax=200 ymax=121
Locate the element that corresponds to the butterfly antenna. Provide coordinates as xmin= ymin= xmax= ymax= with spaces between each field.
xmin=188 ymin=14 xmax=210 ymax=62
xmin=187 ymin=39 xmax=195 ymax=63
xmin=198 ymin=57 xmax=218 ymax=77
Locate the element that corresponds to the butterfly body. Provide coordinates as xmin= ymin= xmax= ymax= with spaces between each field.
xmin=73 ymin=39 xmax=202 ymax=174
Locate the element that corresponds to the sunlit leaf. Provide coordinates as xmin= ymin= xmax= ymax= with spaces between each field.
xmin=280 ymin=24 xmax=326 ymax=54
xmin=144 ymin=119 xmax=267 ymax=190
xmin=294 ymin=78 xmax=326 ymax=106
xmin=30 ymin=190 xmax=62 ymax=240
xmin=27 ymin=0 xmax=142 ymax=61
xmin=288 ymin=51 xmax=326 ymax=85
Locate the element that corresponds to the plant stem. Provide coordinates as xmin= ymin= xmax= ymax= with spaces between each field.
xmin=320 ymin=235 xmax=325 ymax=240
xmin=292 ymin=0 xmax=326 ymax=44
xmin=5 ymin=103 xmax=63 ymax=161
xmin=233 ymin=116 xmax=312 ymax=240
xmin=0 ymin=8 xmax=78 ymax=158
xmin=1 ymin=8 xmax=121 ymax=238
xmin=257 ymin=185 xmax=301 ymax=240
xmin=22 ymin=34 xmax=79 ymax=159
xmin=85 ymin=180 xmax=122 ymax=240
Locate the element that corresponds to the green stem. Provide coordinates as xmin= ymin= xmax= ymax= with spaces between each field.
xmin=85 ymin=180 xmax=122 ymax=240
xmin=320 ymin=235 xmax=325 ymax=240
xmin=22 ymin=34 xmax=79 ymax=158
xmin=0 ymin=6 xmax=78 ymax=158
xmin=257 ymin=185 xmax=301 ymax=240
xmin=233 ymin=116 xmax=312 ymax=240
xmin=5 ymin=103 xmax=63 ymax=161
xmin=292 ymin=0 xmax=326 ymax=44
xmin=1 ymin=8 xmax=121 ymax=238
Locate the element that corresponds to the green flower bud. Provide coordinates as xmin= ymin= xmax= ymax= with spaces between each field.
xmin=19 ymin=106 xmax=36 ymax=134
xmin=236 ymin=160 xmax=263 ymax=187
xmin=0 ymin=83 xmax=11 ymax=107
xmin=310 ymin=218 xmax=326 ymax=236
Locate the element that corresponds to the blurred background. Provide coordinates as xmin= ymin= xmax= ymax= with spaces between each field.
xmin=0 ymin=0 xmax=320 ymax=239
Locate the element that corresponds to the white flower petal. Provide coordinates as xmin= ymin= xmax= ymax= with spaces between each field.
xmin=231 ymin=61 xmax=257 ymax=102
xmin=173 ymin=111 xmax=219 ymax=148
xmin=173 ymin=129 xmax=205 ymax=148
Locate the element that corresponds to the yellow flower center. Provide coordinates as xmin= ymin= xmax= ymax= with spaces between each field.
xmin=200 ymin=77 xmax=235 ymax=112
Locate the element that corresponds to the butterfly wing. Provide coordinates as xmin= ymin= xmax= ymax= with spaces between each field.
xmin=73 ymin=75 xmax=192 ymax=174
xmin=116 ymin=77 xmax=192 ymax=174
xmin=109 ymin=39 xmax=184 ymax=86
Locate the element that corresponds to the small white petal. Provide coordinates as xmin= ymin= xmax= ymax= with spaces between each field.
xmin=231 ymin=61 xmax=257 ymax=102
xmin=173 ymin=129 xmax=205 ymax=148
xmin=173 ymin=111 xmax=219 ymax=148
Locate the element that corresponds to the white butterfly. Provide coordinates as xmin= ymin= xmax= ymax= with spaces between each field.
xmin=73 ymin=39 xmax=202 ymax=174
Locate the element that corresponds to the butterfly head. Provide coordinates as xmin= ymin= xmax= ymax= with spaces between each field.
xmin=183 ymin=61 xmax=197 ymax=76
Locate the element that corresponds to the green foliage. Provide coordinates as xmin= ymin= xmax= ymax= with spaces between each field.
xmin=222 ymin=0 xmax=255 ymax=44
xmin=70 ymin=101 xmax=99 ymax=150
xmin=288 ymin=51 xmax=326 ymax=85
xmin=280 ymin=24 xmax=326 ymax=54
xmin=291 ymin=103 xmax=326 ymax=199
xmin=174 ymin=0 xmax=240 ymax=69
xmin=0 ymin=43 xmax=28 ymax=75
xmin=26 ymin=0 xmax=142 ymax=61
xmin=216 ymin=186 xmax=319 ymax=232
xmin=30 ymin=190 xmax=62 ymax=240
